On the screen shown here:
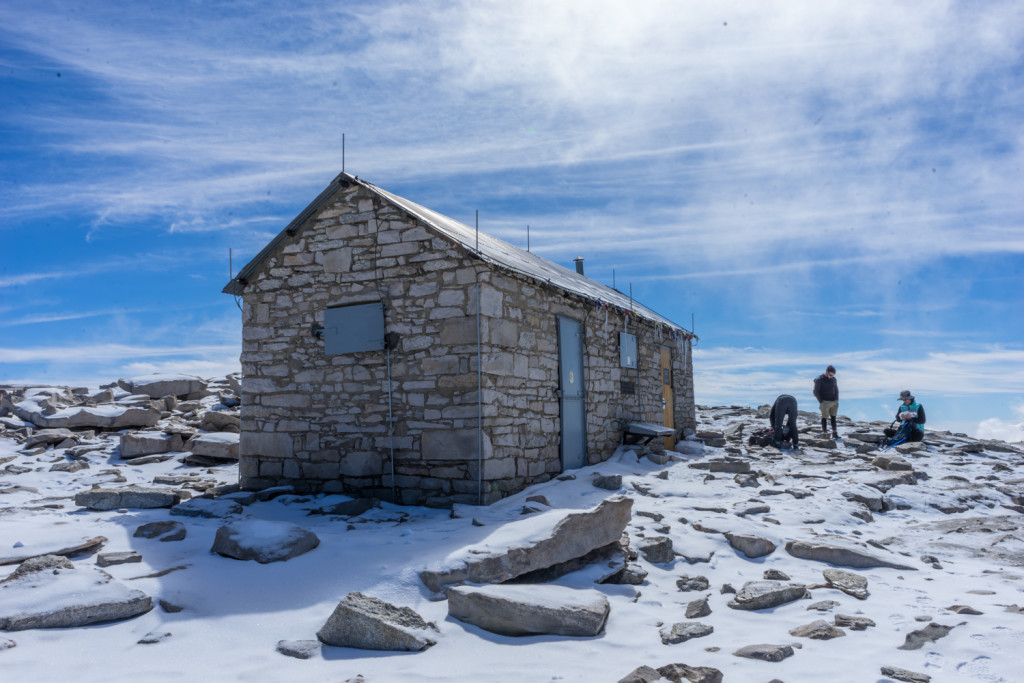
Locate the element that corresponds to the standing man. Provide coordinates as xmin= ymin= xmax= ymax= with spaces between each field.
xmin=813 ymin=365 xmax=839 ymax=439
xmin=769 ymin=394 xmax=800 ymax=450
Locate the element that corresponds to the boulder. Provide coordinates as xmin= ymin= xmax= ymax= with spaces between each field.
xmin=639 ymin=536 xmax=675 ymax=564
xmin=211 ymin=519 xmax=319 ymax=563
xmin=317 ymin=591 xmax=437 ymax=651
xmin=120 ymin=432 xmax=184 ymax=459
xmin=0 ymin=555 xmax=152 ymax=630
xmin=732 ymin=643 xmax=794 ymax=662
xmin=660 ymin=621 xmax=714 ymax=644
xmin=133 ymin=521 xmax=186 ymax=542
xmin=676 ymin=575 xmax=710 ymax=592
xmin=123 ymin=374 xmax=208 ymax=399
xmin=656 ymin=664 xmax=723 ymax=683
xmin=822 ymin=568 xmax=869 ymax=599
xmin=872 ymin=454 xmax=913 ymax=471
xmin=75 ymin=486 xmax=185 ymax=510
xmin=834 ymin=614 xmax=876 ymax=630
xmin=23 ymin=428 xmax=77 ymax=449
xmin=789 ymin=619 xmax=846 ymax=639
xmin=186 ymin=432 xmax=239 ymax=461
xmin=785 ymin=540 xmax=917 ymax=570
xmin=724 ymin=533 xmax=776 ymax=558
xmin=727 ymin=581 xmax=807 ymax=610
xmin=420 ymin=496 xmax=633 ymax=593
xmin=592 ymin=474 xmax=622 ymax=490
xmin=618 ymin=666 xmax=663 ymax=683
xmin=685 ymin=596 xmax=712 ymax=619
xmin=448 ymin=584 xmax=609 ymax=637
xmin=199 ymin=410 xmax=241 ymax=432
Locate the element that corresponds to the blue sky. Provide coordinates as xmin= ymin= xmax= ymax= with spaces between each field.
xmin=1 ymin=1 xmax=1022 ymax=440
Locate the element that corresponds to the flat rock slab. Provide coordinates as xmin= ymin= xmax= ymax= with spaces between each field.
xmin=276 ymin=639 xmax=320 ymax=659
xmin=120 ymin=432 xmax=184 ymax=459
xmin=0 ymin=556 xmax=152 ymax=630
xmin=420 ymin=496 xmax=633 ymax=593
xmin=898 ymin=622 xmax=956 ymax=650
xmin=19 ymin=404 xmax=161 ymax=431
xmin=449 ymin=584 xmax=609 ymax=637
xmin=785 ymin=540 xmax=917 ymax=570
xmin=727 ymin=581 xmax=807 ymax=610
xmin=123 ymin=374 xmax=208 ymax=399
xmin=732 ymin=643 xmax=794 ymax=662
xmin=823 ymin=568 xmax=869 ymax=599
xmin=881 ymin=666 xmax=931 ymax=682
xmin=96 ymin=552 xmax=142 ymax=567
xmin=0 ymin=536 xmax=107 ymax=566
xmin=659 ymin=621 xmax=714 ymax=644
xmin=725 ymin=533 xmax=776 ymax=558
xmin=318 ymin=591 xmax=437 ymax=651
xmin=170 ymin=498 xmax=242 ymax=519
xmin=75 ymin=486 xmax=185 ymax=510
xmin=211 ymin=519 xmax=319 ymax=563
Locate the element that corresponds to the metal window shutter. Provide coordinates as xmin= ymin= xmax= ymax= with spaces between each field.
xmin=323 ymin=302 xmax=386 ymax=355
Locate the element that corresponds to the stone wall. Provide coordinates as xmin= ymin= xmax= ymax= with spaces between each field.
xmin=237 ymin=181 xmax=695 ymax=506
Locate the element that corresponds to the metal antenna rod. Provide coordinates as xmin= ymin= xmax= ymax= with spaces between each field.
xmin=527 ymin=224 xmax=530 ymax=252
xmin=476 ymin=210 xmax=479 ymax=252
xmin=613 ymin=269 xmax=616 ymax=291
xmin=342 ymin=133 xmax=345 ymax=173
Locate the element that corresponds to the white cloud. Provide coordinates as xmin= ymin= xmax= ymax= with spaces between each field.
xmin=976 ymin=403 xmax=1024 ymax=443
xmin=694 ymin=345 xmax=1024 ymax=405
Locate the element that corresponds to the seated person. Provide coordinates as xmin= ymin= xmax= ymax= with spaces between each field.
xmin=884 ymin=390 xmax=926 ymax=443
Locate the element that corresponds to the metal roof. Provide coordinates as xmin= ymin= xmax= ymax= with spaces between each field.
xmin=224 ymin=172 xmax=692 ymax=336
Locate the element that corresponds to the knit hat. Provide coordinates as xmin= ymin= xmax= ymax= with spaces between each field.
xmin=826 ymin=365 xmax=836 ymax=374
xmin=899 ymin=390 xmax=914 ymax=401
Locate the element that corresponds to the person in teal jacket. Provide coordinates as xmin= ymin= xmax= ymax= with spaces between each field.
xmin=885 ymin=390 xmax=926 ymax=442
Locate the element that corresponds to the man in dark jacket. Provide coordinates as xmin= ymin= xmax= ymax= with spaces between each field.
xmin=813 ymin=365 xmax=839 ymax=438
xmin=769 ymin=394 xmax=800 ymax=450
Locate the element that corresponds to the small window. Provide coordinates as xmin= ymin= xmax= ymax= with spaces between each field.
xmin=323 ymin=302 xmax=385 ymax=355
xmin=619 ymin=332 xmax=637 ymax=369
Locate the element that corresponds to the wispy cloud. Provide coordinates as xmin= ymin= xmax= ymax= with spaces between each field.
xmin=694 ymin=345 xmax=1024 ymax=405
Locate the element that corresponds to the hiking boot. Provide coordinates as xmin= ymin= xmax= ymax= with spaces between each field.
xmin=832 ymin=431 xmax=840 ymax=440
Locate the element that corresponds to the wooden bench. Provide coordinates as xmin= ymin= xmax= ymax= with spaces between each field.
xmin=622 ymin=421 xmax=676 ymax=445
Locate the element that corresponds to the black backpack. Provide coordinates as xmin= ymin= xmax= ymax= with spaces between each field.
xmin=748 ymin=428 xmax=774 ymax=447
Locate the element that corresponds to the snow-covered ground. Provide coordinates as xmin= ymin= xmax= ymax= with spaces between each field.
xmin=1 ymin=401 xmax=1023 ymax=682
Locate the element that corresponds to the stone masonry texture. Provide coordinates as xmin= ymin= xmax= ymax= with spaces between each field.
xmin=237 ymin=181 xmax=696 ymax=507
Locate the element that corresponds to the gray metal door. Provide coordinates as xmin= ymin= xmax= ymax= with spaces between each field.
xmin=557 ymin=316 xmax=587 ymax=470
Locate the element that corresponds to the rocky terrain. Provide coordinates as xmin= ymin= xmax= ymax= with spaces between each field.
xmin=1 ymin=379 xmax=1023 ymax=682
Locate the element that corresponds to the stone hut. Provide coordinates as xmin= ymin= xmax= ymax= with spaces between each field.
xmin=223 ymin=171 xmax=697 ymax=506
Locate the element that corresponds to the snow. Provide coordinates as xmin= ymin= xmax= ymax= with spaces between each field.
xmin=1 ymin=409 xmax=1024 ymax=682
